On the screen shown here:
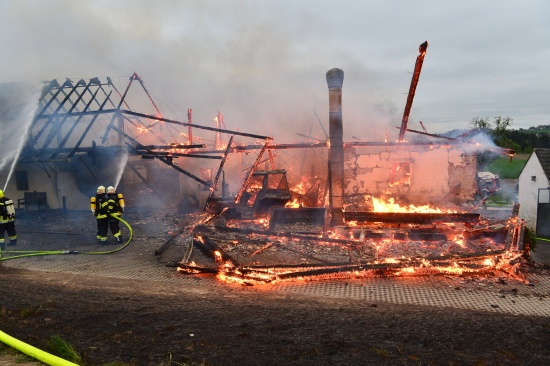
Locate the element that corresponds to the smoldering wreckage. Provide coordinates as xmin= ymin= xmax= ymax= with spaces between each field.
xmin=1 ymin=41 xmax=527 ymax=287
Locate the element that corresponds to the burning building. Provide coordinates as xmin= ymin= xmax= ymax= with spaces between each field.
xmin=0 ymin=43 xmax=526 ymax=284
xmin=0 ymin=74 xmax=271 ymax=212
xmin=175 ymin=59 xmax=525 ymax=285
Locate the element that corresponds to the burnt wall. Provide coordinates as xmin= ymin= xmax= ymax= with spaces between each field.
xmin=344 ymin=145 xmax=477 ymax=209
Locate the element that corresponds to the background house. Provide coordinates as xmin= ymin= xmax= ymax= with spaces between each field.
xmin=518 ymin=148 xmax=550 ymax=237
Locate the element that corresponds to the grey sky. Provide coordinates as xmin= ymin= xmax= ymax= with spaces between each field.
xmin=1 ymin=0 xmax=549 ymax=142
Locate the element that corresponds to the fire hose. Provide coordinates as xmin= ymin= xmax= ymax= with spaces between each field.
xmin=0 ymin=215 xmax=133 ymax=364
xmin=0 ymin=214 xmax=133 ymax=261
xmin=0 ymin=330 xmax=78 ymax=366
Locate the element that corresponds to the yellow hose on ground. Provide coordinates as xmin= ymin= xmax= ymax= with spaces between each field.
xmin=0 ymin=330 xmax=78 ymax=366
xmin=0 ymin=216 xmax=134 ymax=363
xmin=0 ymin=214 xmax=133 ymax=260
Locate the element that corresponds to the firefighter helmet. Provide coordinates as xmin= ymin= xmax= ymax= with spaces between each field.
xmin=107 ymin=186 xmax=116 ymax=194
xmin=97 ymin=186 xmax=106 ymax=194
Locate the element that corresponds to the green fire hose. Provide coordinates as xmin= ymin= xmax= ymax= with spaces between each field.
xmin=0 ymin=214 xmax=133 ymax=261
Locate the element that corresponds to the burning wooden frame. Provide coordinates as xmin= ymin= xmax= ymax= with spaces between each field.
xmin=176 ymin=209 xmax=526 ymax=285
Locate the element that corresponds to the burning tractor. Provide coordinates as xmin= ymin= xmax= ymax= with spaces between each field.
xmin=205 ymin=169 xmax=326 ymax=230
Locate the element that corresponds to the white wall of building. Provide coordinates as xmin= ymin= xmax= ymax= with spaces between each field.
xmin=57 ymin=172 xmax=91 ymax=210
xmin=518 ymin=154 xmax=550 ymax=231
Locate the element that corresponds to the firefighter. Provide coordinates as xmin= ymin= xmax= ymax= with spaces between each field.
xmin=0 ymin=189 xmax=17 ymax=249
xmin=106 ymin=186 xmax=125 ymax=243
xmin=91 ymin=186 xmax=109 ymax=244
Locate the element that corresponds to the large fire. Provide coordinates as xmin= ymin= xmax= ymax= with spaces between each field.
xmin=369 ymin=195 xmax=451 ymax=213
xmin=177 ymin=205 xmax=527 ymax=286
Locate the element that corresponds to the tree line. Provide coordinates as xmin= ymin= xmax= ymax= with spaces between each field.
xmin=470 ymin=116 xmax=550 ymax=153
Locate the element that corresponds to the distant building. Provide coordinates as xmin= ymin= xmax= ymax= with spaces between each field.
xmin=517 ymin=149 xmax=550 ymax=237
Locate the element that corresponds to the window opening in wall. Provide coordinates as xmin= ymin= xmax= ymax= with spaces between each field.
xmin=532 ymin=176 xmax=537 ymax=182
xmin=389 ymin=162 xmax=411 ymax=187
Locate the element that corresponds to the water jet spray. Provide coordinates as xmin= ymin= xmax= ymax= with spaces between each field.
xmin=0 ymin=82 xmax=41 ymax=190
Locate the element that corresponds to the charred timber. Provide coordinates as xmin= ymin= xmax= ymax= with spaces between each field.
xmin=140 ymin=153 xmax=222 ymax=159
xmin=177 ymin=264 xmax=220 ymax=275
xmin=398 ymin=41 xmax=428 ymax=141
xmin=344 ymin=211 xmax=480 ymax=224
xmin=186 ymin=140 xmax=488 ymax=155
xmin=194 ymin=236 xmax=239 ymax=267
xmin=206 ymin=136 xmax=234 ymax=210
xmin=142 ymin=144 xmax=206 ymax=149
xmin=274 ymin=257 xmax=498 ymax=280
xmin=121 ymin=110 xmax=271 ymax=140
xmin=111 ymin=125 xmax=210 ymax=186
xmin=296 ymin=133 xmax=326 ymax=143
xmin=192 ymin=225 xmax=359 ymax=247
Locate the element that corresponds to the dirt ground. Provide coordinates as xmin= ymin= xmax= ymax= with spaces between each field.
xmin=1 ymin=209 xmax=550 ymax=366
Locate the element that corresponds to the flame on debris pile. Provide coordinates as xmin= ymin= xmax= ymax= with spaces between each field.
xmin=177 ymin=207 xmax=527 ymax=286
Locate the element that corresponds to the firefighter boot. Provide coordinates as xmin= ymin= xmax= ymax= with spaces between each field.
xmin=8 ymin=239 xmax=16 ymax=246
xmin=116 ymin=236 xmax=122 ymax=243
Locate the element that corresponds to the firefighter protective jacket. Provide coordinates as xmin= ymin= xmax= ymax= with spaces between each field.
xmin=0 ymin=196 xmax=16 ymax=224
xmin=106 ymin=193 xmax=124 ymax=217
xmin=92 ymin=194 xmax=110 ymax=219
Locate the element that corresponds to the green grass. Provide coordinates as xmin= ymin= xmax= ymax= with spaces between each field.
xmin=486 ymin=156 xmax=528 ymax=179
xmin=485 ymin=194 xmax=513 ymax=206
xmin=47 ymin=335 xmax=83 ymax=365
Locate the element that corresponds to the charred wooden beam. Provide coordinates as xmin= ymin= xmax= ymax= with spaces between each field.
xmin=141 ymin=153 xmax=222 ymax=160
xmin=194 ymin=236 xmax=239 ymax=267
xmin=205 ymin=137 xmax=234 ymax=211
xmin=296 ymin=132 xmax=326 ymax=143
xmin=114 ymin=125 xmax=210 ymax=186
xmin=33 ymin=109 xmax=118 ymax=119
xmin=234 ymin=141 xmax=269 ymax=204
xmin=66 ymin=92 xmax=112 ymax=160
xmin=398 ymin=41 xmax=428 ymax=141
xmin=49 ymin=85 xmax=102 ymax=160
xmin=120 ymin=109 xmax=272 ymax=140
xmin=274 ymin=256 xmax=498 ymax=280
xmin=192 ymin=224 xmax=359 ymax=247
xmin=37 ymin=80 xmax=90 ymax=155
xmin=177 ymin=264 xmax=220 ymax=275
xmin=101 ymin=74 xmax=135 ymax=143
xmin=344 ymin=211 xmax=480 ymax=224
xmin=137 ymin=144 xmax=206 ymax=150
xmin=313 ymin=108 xmax=329 ymax=139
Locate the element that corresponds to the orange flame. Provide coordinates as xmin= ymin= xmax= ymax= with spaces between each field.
xmin=369 ymin=195 xmax=453 ymax=213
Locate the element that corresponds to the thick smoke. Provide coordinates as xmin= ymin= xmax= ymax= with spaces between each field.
xmin=2 ymin=1 xmax=549 ymax=140
xmin=0 ymin=82 xmax=41 ymax=189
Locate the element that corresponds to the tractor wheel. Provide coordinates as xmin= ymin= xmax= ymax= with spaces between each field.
xmin=211 ymin=215 xmax=227 ymax=227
